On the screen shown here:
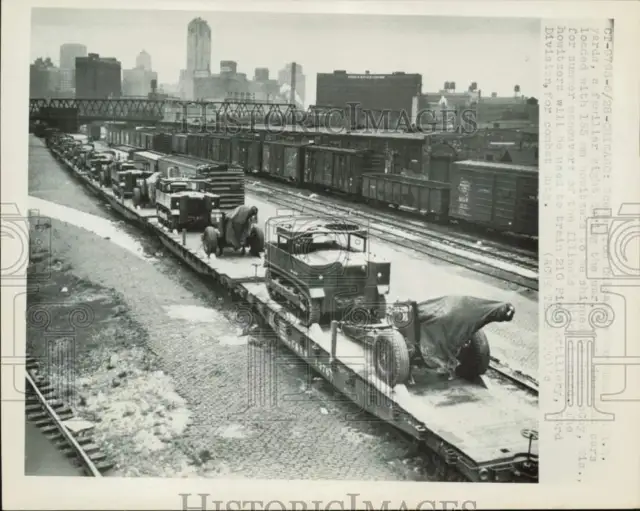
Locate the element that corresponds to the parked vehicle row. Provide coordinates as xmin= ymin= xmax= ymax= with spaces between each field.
xmin=105 ymin=125 xmax=539 ymax=239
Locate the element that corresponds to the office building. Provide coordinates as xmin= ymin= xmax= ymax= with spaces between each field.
xmin=123 ymin=67 xmax=158 ymax=97
xmin=316 ymin=70 xmax=422 ymax=114
xmin=75 ymin=53 xmax=122 ymax=99
xmin=136 ymin=50 xmax=152 ymax=71
xmin=193 ymin=61 xmax=279 ymax=102
xmin=59 ymin=43 xmax=87 ymax=70
xmin=30 ymin=57 xmax=61 ymax=98
xmin=187 ymin=18 xmax=211 ymax=74
xmin=59 ymin=43 xmax=87 ymax=96
xmin=179 ymin=18 xmax=212 ymax=99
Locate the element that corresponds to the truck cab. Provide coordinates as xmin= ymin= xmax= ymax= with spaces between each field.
xmin=155 ymin=177 xmax=222 ymax=232
xmin=264 ymin=216 xmax=390 ymax=326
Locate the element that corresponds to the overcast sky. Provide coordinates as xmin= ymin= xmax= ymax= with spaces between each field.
xmin=31 ymin=9 xmax=541 ymax=103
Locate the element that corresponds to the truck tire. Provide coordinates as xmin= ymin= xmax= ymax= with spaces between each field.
xmin=132 ymin=187 xmax=142 ymax=208
xmin=372 ymin=330 xmax=411 ymax=387
xmin=247 ymin=226 xmax=265 ymax=256
xmin=456 ymin=330 xmax=491 ymax=379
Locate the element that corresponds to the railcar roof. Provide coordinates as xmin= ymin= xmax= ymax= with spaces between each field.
xmin=455 ymin=159 xmax=538 ymax=173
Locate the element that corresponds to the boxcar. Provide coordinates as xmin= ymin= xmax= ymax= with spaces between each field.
xmin=186 ymin=133 xmax=207 ymax=160
xmin=361 ymin=174 xmax=451 ymax=218
xmin=200 ymin=134 xmax=231 ymax=163
xmin=304 ymin=145 xmax=371 ymax=196
xmin=448 ymin=160 xmax=538 ymax=236
xmin=231 ymin=133 xmax=263 ymax=172
xmin=152 ymin=133 xmax=173 ymax=155
xmin=261 ymin=141 xmax=308 ymax=183
xmin=172 ymin=134 xmax=188 ymax=155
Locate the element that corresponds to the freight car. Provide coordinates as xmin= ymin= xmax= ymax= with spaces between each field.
xmin=448 ymin=160 xmax=538 ymax=237
xmin=107 ymin=126 xmax=539 ymax=239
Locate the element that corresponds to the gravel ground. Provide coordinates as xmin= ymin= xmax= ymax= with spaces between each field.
xmin=26 ymin=136 xmax=438 ymax=480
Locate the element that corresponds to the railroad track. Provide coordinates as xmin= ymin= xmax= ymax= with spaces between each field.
xmin=248 ymin=180 xmax=539 ymax=292
xmin=25 ymin=357 xmax=114 ymax=476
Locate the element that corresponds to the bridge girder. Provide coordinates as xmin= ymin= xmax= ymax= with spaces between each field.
xmin=29 ymin=98 xmax=300 ymax=125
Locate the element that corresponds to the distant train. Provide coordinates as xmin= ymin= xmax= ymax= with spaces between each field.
xmin=104 ymin=125 xmax=539 ymax=240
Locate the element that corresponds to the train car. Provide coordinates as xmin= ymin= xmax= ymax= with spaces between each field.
xmin=152 ymin=132 xmax=174 ymax=155
xmin=131 ymin=149 xmax=165 ymax=173
xmin=448 ymin=160 xmax=538 ymax=237
xmin=304 ymin=145 xmax=372 ymax=195
xmin=172 ymin=134 xmax=188 ymax=155
xmin=206 ymin=133 xmax=233 ymax=163
xmin=185 ymin=133 xmax=206 ymax=160
xmin=231 ymin=133 xmax=263 ymax=173
xmin=361 ymin=174 xmax=451 ymax=218
xmin=261 ymin=140 xmax=309 ymax=183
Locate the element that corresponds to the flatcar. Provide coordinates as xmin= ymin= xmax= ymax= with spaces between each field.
xmin=106 ymin=125 xmax=539 ymax=239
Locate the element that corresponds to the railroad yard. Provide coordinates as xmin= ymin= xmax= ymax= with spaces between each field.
xmin=25 ymin=121 xmax=540 ymax=482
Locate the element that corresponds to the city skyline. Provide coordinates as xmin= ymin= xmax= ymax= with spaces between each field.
xmin=31 ymin=9 xmax=541 ymax=103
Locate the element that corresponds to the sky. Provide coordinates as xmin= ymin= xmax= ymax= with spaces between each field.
xmin=31 ymin=9 xmax=541 ymax=104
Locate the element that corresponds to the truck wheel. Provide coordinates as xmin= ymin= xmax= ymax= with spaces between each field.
xmin=132 ymin=187 xmax=142 ymax=207
xmin=373 ymin=330 xmax=411 ymax=387
xmin=247 ymin=226 xmax=265 ymax=256
xmin=456 ymin=330 xmax=491 ymax=379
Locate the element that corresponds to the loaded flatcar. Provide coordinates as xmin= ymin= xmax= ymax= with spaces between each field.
xmin=156 ymin=154 xmax=245 ymax=210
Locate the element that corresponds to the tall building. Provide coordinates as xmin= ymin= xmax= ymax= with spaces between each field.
xmin=75 ymin=53 xmax=122 ymax=99
xmin=30 ymin=58 xmax=61 ymax=98
xmin=59 ymin=43 xmax=87 ymax=97
xmin=187 ymin=18 xmax=211 ymax=73
xmin=316 ymin=70 xmax=422 ymax=114
xmin=180 ymin=18 xmax=212 ymax=99
xmin=278 ymin=62 xmax=306 ymax=106
xmin=136 ymin=50 xmax=152 ymax=71
xmin=123 ymin=67 xmax=158 ymax=97
xmin=59 ymin=43 xmax=87 ymax=70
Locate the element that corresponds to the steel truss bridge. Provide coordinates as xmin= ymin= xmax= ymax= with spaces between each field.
xmin=29 ymin=98 xmax=308 ymax=127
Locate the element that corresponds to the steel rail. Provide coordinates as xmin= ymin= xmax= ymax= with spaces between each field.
xmin=25 ymin=372 xmax=103 ymax=477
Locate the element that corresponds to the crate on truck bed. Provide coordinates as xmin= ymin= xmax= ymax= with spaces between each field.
xmin=448 ymin=160 xmax=538 ymax=237
xmin=157 ymin=154 xmax=245 ymax=210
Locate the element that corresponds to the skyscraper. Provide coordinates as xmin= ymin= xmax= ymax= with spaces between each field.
xmin=60 ymin=43 xmax=87 ymax=70
xmin=136 ymin=50 xmax=152 ymax=71
xmin=187 ymin=18 xmax=211 ymax=74
xmin=75 ymin=53 xmax=122 ymax=99
xmin=59 ymin=43 xmax=87 ymax=96
xmin=180 ymin=18 xmax=212 ymax=99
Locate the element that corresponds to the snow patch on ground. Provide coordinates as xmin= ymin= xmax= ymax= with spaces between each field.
xmin=74 ymin=346 xmax=192 ymax=468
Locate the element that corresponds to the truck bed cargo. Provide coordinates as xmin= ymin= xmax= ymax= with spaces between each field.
xmin=157 ymin=154 xmax=245 ymax=210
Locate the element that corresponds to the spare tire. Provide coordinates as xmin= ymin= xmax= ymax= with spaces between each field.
xmin=372 ymin=330 xmax=411 ymax=387
xmin=456 ymin=330 xmax=491 ymax=379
